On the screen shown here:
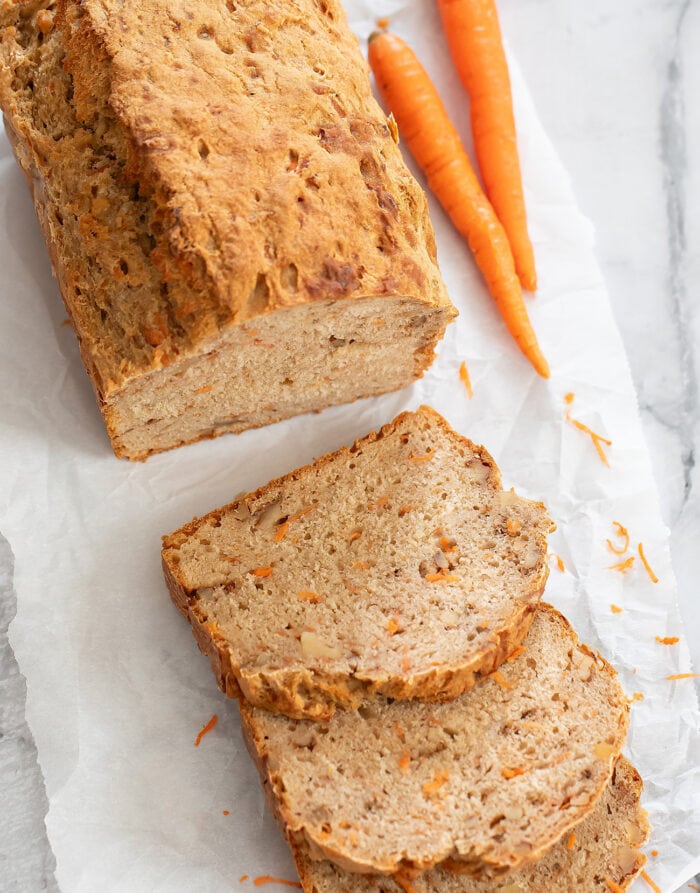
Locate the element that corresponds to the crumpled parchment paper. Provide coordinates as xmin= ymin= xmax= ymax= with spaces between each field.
xmin=0 ymin=1 xmax=697 ymax=890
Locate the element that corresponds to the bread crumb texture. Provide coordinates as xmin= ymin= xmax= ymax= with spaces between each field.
xmin=0 ymin=0 xmax=454 ymax=458
xmin=240 ymin=605 xmax=630 ymax=878
xmin=163 ymin=407 xmax=555 ymax=719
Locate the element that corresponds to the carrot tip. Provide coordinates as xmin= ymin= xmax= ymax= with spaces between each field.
xmin=368 ymin=30 xmax=384 ymax=44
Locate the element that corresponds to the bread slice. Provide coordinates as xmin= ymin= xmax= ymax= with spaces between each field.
xmin=0 ymin=0 xmax=454 ymax=460
xmin=290 ymin=757 xmax=649 ymax=892
xmin=162 ymin=406 xmax=554 ymax=720
xmin=239 ymin=605 xmax=630 ymax=878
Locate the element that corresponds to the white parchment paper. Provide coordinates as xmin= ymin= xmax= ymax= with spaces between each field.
xmin=0 ymin=1 xmax=698 ymax=890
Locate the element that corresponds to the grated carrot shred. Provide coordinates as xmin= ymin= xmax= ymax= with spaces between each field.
xmin=650 ymin=850 xmax=658 ymax=858
xmin=348 ymin=530 xmax=362 ymax=542
xmin=387 ymin=617 xmax=400 ymax=635
xmin=402 ymin=656 xmax=411 ymax=673
xmin=564 ymin=392 xmax=575 ymax=405
xmin=353 ymin=560 xmax=371 ymax=570
xmin=297 ymin=591 xmax=325 ymax=604
xmin=667 ymin=673 xmax=700 ymax=681
xmin=566 ymin=410 xmax=612 ymax=466
xmin=253 ymin=877 xmax=302 ymax=889
xmin=395 ymin=721 xmax=406 ymax=741
xmin=394 ymin=874 xmax=417 ymax=893
xmin=566 ymin=832 xmax=576 ymax=850
xmin=194 ymin=385 xmax=212 ymax=394
xmin=398 ymin=750 xmax=411 ymax=772
xmin=440 ymin=536 xmax=458 ymax=553
xmin=459 ymin=360 xmax=473 ymax=398
xmin=610 ymin=604 xmax=623 ymax=614
xmin=687 ymin=884 xmax=699 ymax=891
xmin=631 ymin=692 xmax=644 ymax=702
xmin=369 ymin=495 xmax=389 ymax=510
xmin=501 ymin=766 xmax=525 ymax=779
xmin=655 ymin=636 xmax=679 ymax=645
xmin=223 ymin=809 xmax=230 ymax=816
xmin=604 ymin=879 xmax=624 ymax=893
xmin=506 ymin=646 xmax=526 ymax=663
xmin=608 ymin=556 xmax=635 ymax=574
xmin=638 ymin=543 xmax=659 ymax=583
xmin=549 ymin=553 xmax=565 ymax=572
xmin=252 ymin=566 xmax=273 ymax=577
xmin=607 ymin=521 xmax=630 ymax=555
xmin=398 ymin=506 xmax=415 ymax=517
xmin=240 ymin=875 xmax=249 ymax=883
xmin=422 ymin=770 xmax=450 ymax=795
xmin=274 ymin=506 xmax=315 ymax=542
xmin=490 ymin=670 xmax=512 ymax=690
xmin=408 ymin=448 xmax=435 ymax=461
xmin=194 ymin=714 xmax=218 ymax=747
xmin=424 ymin=572 xmax=460 ymax=583
xmin=640 ymin=870 xmax=661 ymax=893
xmin=376 ymin=16 xmax=391 ymax=29
xmin=506 ymin=518 xmax=522 ymax=536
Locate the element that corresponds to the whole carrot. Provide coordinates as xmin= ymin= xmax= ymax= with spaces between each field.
xmin=437 ymin=0 xmax=537 ymax=292
xmin=368 ymin=31 xmax=548 ymax=377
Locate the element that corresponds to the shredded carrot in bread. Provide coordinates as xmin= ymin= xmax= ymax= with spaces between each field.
xmin=459 ymin=360 xmax=474 ymax=398
xmin=564 ymin=392 xmax=575 ymax=405
xmin=506 ymin=518 xmax=521 ymax=536
xmin=566 ymin=410 xmax=612 ymax=466
xmin=253 ymin=877 xmax=302 ymax=889
xmin=348 ymin=530 xmax=362 ymax=542
xmin=490 ymin=670 xmax=512 ymax=690
xmin=353 ymin=560 xmax=371 ymax=570
xmin=638 ymin=543 xmax=659 ymax=583
xmin=402 ymin=656 xmax=411 ymax=673
xmin=222 ymin=554 xmax=240 ymax=564
xmin=194 ymin=714 xmax=218 ymax=747
xmin=369 ymin=495 xmax=389 ymax=510
xmin=607 ymin=521 xmax=630 ymax=555
xmin=604 ymin=879 xmax=624 ymax=893
xmin=667 ymin=673 xmax=700 ymax=680
xmin=655 ymin=636 xmax=679 ymax=645
xmin=422 ymin=770 xmax=450 ymax=795
xmin=297 ymin=591 xmax=325 ymax=604
xmin=440 ymin=536 xmax=458 ymax=553
xmin=548 ymin=553 xmax=565 ymax=572
xmin=394 ymin=873 xmax=417 ymax=893
xmin=640 ymin=870 xmax=661 ymax=893
xmin=398 ymin=506 xmax=415 ymax=517
xmin=223 ymin=809 xmax=230 ymax=816
xmin=252 ymin=566 xmax=273 ymax=577
xmin=387 ymin=617 xmax=400 ymax=635
xmin=398 ymin=750 xmax=411 ymax=772
xmin=566 ymin=832 xmax=576 ymax=850
xmin=506 ymin=645 xmax=526 ymax=662
xmin=194 ymin=385 xmax=212 ymax=395
xmin=424 ymin=572 xmax=461 ymax=583
xmin=608 ymin=556 xmax=635 ymax=574
xmin=274 ymin=506 xmax=315 ymax=542
xmin=501 ymin=766 xmax=525 ymax=779
xmin=610 ymin=604 xmax=623 ymax=614
xmin=408 ymin=448 xmax=435 ymax=461
xmin=395 ymin=721 xmax=406 ymax=741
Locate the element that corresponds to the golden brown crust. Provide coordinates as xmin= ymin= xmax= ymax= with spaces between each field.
xmin=162 ymin=406 xmax=554 ymax=719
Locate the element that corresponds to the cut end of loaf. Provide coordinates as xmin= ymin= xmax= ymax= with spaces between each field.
xmin=106 ymin=298 xmax=454 ymax=460
xmin=162 ymin=406 xmax=554 ymax=719
xmin=239 ymin=604 xmax=630 ymax=878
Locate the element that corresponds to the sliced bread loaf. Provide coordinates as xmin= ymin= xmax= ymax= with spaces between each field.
xmin=162 ymin=406 xmax=554 ymax=720
xmin=290 ymin=757 xmax=649 ymax=892
xmin=239 ymin=605 xmax=630 ymax=878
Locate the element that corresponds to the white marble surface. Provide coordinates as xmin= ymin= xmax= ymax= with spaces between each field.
xmin=1 ymin=1 xmax=698 ymax=890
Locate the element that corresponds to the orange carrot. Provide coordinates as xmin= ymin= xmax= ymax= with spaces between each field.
xmin=253 ymin=877 xmax=302 ymax=889
xmin=640 ymin=870 xmax=661 ymax=893
xmin=368 ymin=31 xmax=548 ymax=377
xmin=437 ymin=0 xmax=537 ymax=291
xmin=194 ymin=713 xmax=218 ymax=747
xmin=459 ymin=360 xmax=474 ymax=398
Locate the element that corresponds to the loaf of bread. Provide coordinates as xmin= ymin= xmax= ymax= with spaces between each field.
xmin=290 ymin=757 xmax=649 ymax=892
xmin=162 ymin=407 xmax=554 ymax=720
xmin=240 ymin=605 xmax=630 ymax=878
xmin=0 ymin=0 xmax=455 ymax=459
